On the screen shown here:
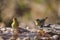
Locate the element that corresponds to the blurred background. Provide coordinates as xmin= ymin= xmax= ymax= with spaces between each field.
xmin=0 ymin=0 xmax=60 ymax=27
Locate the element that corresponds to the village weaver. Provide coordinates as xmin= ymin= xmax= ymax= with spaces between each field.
xmin=11 ymin=18 xmax=19 ymax=29
xmin=11 ymin=18 xmax=19 ymax=40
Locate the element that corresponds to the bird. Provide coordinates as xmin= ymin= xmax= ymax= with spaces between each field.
xmin=35 ymin=17 xmax=48 ymax=27
xmin=11 ymin=17 xmax=19 ymax=29
xmin=11 ymin=18 xmax=19 ymax=40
